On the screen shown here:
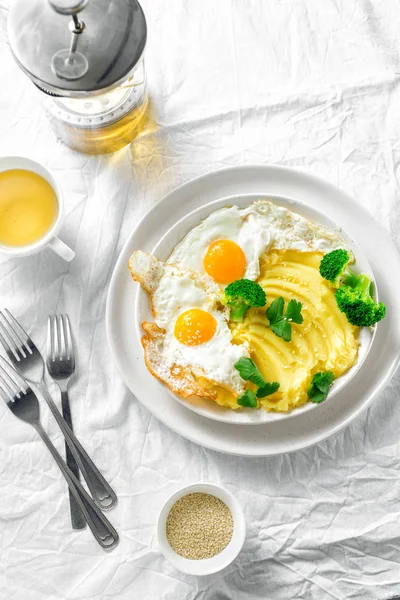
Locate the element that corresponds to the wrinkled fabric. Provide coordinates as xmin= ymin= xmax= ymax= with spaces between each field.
xmin=1 ymin=0 xmax=400 ymax=598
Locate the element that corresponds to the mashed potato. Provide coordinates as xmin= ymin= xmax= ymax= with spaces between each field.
xmin=212 ymin=250 xmax=360 ymax=412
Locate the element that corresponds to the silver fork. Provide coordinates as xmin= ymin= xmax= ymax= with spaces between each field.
xmin=46 ymin=315 xmax=116 ymax=516
xmin=0 ymin=359 xmax=118 ymax=550
xmin=0 ymin=309 xmax=117 ymax=511
xmin=47 ymin=315 xmax=84 ymax=530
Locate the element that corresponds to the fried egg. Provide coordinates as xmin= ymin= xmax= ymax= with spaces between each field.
xmin=129 ymin=250 xmax=249 ymax=400
xmin=167 ymin=200 xmax=345 ymax=285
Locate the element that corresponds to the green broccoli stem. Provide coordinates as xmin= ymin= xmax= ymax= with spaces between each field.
xmin=229 ymin=303 xmax=248 ymax=322
xmin=341 ymin=266 xmax=360 ymax=287
xmin=356 ymin=274 xmax=373 ymax=299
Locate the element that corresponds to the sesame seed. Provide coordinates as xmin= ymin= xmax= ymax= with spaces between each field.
xmin=166 ymin=492 xmax=234 ymax=560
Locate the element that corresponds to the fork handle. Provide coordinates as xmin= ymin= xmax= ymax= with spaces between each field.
xmin=34 ymin=423 xmax=119 ymax=550
xmin=60 ymin=390 xmax=86 ymax=530
xmin=40 ymin=382 xmax=117 ymax=510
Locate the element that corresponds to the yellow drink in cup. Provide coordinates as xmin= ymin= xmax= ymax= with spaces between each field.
xmin=0 ymin=157 xmax=74 ymax=262
xmin=0 ymin=169 xmax=58 ymax=247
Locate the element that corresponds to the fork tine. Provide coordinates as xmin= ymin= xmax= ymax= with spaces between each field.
xmin=64 ymin=315 xmax=73 ymax=361
xmin=0 ymin=364 xmax=23 ymax=398
xmin=0 ymin=321 xmax=19 ymax=361
xmin=0 ymin=357 xmax=28 ymax=393
xmin=0 ymin=383 xmax=10 ymax=403
xmin=58 ymin=315 xmax=65 ymax=360
xmin=59 ymin=315 xmax=68 ymax=360
xmin=3 ymin=309 xmax=32 ymax=354
xmin=48 ymin=316 xmax=55 ymax=362
xmin=4 ymin=309 xmax=29 ymax=343
xmin=0 ymin=312 xmax=27 ymax=358
xmin=53 ymin=315 xmax=61 ymax=361
xmin=0 ymin=370 xmax=17 ymax=399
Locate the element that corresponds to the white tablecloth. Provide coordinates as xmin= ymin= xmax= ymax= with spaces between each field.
xmin=1 ymin=1 xmax=400 ymax=598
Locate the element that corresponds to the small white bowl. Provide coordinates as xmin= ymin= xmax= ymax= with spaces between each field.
xmin=157 ymin=483 xmax=246 ymax=576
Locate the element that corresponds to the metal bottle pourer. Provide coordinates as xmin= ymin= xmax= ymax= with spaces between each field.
xmin=50 ymin=0 xmax=89 ymax=80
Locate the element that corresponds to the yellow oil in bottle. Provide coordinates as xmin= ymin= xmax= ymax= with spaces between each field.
xmin=46 ymin=68 xmax=149 ymax=156
xmin=0 ymin=169 xmax=58 ymax=247
xmin=55 ymin=96 xmax=149 ymax=155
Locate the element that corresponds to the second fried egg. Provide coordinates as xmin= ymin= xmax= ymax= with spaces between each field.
xmin=129 ymin=250 xmax=249 ymax=398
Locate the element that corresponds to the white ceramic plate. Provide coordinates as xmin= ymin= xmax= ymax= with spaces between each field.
xmin=106 ymin=165 xmax=400 ymax=456
xmin=136 ymin=192 xmax=375 ymax=425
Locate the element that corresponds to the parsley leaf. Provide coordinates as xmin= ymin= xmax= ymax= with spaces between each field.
xmin=234 ymin=357 xmax=265 ymax=387
xmin=308 ymin=371 xmax=335 ymax=404
xmin=266 ymin=297 xmax=303 ymax=342
xmin=234 ymin=358 xmax=280 ymax=406
xmin=270 ymin=319 xmax=292 ymax=342
xmin=265 ymin=296 xmax=284 ymax=325
xmin=237 ymin=389 xmax=258 ymax=408
xmin=285 ymin=299 xmax=304 ymax=324
xmin=256 ymin=382 xmax=280 ymax=398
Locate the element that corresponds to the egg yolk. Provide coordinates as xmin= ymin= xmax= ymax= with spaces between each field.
xmin=203 ymin=240 xmax=246 ymax=284
xmin=174 ymin=309 xmax=217 ymax=346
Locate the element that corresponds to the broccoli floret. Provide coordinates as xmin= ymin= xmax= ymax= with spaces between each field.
xmin=319 ymin=249 xmax=359 ymax=287
xmin=335 ymin=274 xmax=386 ymax=327
xmin=224 ymin=279 xmax=266 ymax=322
xmin=320 ymin=249 xmax=386 ymax=327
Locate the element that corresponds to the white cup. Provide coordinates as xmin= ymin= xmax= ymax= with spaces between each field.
xmin=0 ymin=156 xmax=75 ymax=262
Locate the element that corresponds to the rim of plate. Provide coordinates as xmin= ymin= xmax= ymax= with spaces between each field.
xmin=106 ymin=164 xmax=400 ymax=456
xmin=134 ymin=192 xmax=376 ymax=425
